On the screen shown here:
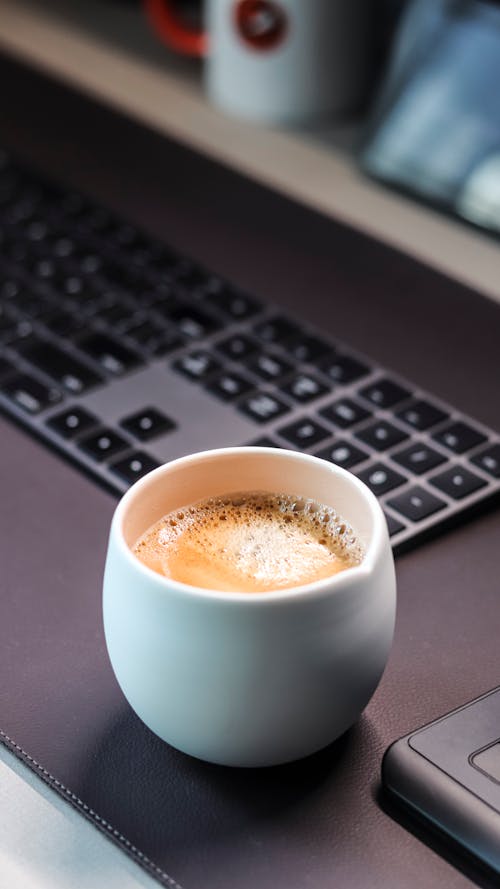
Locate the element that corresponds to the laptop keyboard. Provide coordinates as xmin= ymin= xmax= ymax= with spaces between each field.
xmin=1 ymin=148 xmax=499 ymax=553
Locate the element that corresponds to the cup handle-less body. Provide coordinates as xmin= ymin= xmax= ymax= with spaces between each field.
xmin=104 ymin=535 xmax=395 ymax=767
xmin=102 ymin=447 xmax=396 ymax=768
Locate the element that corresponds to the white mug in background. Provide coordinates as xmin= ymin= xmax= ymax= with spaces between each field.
xmin=144 ymin=0 xmax=371 ymax=122
xmin=103 ymin=447 xmax=396 ymax=768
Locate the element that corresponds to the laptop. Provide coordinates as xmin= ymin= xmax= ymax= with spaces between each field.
xmin=2 ymin=51 xmax=500 ymax=889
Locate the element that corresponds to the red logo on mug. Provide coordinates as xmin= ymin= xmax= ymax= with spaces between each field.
xmin=234 ymin=0 xmax=288 ymax=51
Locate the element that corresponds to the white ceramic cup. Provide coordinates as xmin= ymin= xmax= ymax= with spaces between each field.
xmin=144 ymin=0 xmax=370 ymax=122
xmin=103 ymin=447 xmax=396 ymax=767
xmin=206 ymin=0 xmax=370 ymax=122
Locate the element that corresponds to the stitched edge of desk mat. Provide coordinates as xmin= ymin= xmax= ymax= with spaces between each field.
xmin=0 ymin=730 xmax=184 ymax=889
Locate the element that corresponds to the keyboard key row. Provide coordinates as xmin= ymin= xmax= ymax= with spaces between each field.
xmin=45 ymin=408 xmax=163 ymax=482
xmin=252 ymin=434 xmax=494 ymax=511
xmin=47 ymin=406 xmax=176 ymax=444
xmin=171 ymin=350 xmax=494 ymax=466
xmin=171 ymin=348 xmax=490 ymax=461
xmin=20 ymin=340 xmax=103 ymax=393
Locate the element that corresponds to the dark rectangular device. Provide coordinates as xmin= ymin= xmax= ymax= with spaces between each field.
xmin=383 ymin=686 xmax=500 ymax=875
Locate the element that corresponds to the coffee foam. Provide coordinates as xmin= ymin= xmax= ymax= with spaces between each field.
xmin=133 ymin=491 xmax=363 ymax=593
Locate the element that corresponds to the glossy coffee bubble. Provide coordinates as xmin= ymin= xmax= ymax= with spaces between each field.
xmin=133 ymin=491 xmax=364 ymax=593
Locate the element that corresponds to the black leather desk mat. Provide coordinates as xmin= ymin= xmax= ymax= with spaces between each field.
xmin=1 ymin=55 xmax=500 ymax=889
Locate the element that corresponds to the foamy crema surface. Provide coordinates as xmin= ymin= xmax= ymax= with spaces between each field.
xmin=133 ymin=491 xmax=363 ymax=593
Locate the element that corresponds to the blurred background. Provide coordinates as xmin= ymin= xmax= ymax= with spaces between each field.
xmin=2 ymin=0 xmax=500 ymax=244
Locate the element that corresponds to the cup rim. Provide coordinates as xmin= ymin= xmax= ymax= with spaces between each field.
xmin=111 ymin=447 xmax=387 ymax=603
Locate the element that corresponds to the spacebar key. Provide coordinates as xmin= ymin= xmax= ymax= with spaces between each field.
xmin=21 ymin=341 xmax=103 ymax=394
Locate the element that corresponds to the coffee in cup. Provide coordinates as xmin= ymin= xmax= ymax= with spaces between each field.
xmin=133 ymin=491 xmax=363 ymax=592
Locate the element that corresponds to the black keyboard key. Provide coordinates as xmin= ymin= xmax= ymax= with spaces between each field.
xmin=29 ymin=256 xmax=58 ymax=282
xmin=359 ymin=378 xmax=411 ymax=408
xmin=52 ymin=235 xmax=76 ymax=258
xmin=143 ymin=285 xmax=176 ymax=307
xmin=471 ymin=444 xmax=500 ymax=478
xmin=78 ymin=428 xmax=129 ymax=462
xmin=0 ymin=357 xmax=14 ymax=378
xmin=166 ymin=305 xmax=220 ymax=339
xmin=396 ymin=399 xmax=449 ymax=431
xmin=287 ymin=335 xmax=332 ymax=363
xmin=357 ymin=463 xmax=407 ymax=496
xmin=387 ymin=486 xmax=446 ymax=522
xmin=0 ymin=304 xmax=18 ymax=336
xmin=13 ymin=289 xmax=50 ymax=318
xmin=384 ymin=512 xmax=406 ymax=537
xmin=47 ymin=406 xmax=98 ymax=439
xmin=319 ymin=354 xmax=370 ymax=385
xmin=41 ymin=309 xmax=83 ymax=337
xmin=78 ymin=252 xmax=104 ymax=276
xmin=172 ymin=351 xmax=222 ymax=381
xmin=0 ymin=304 xmax=14 ymax=329
xmin=62 ymin=275 xmax=90 ymax=301
xmin=215 ymin=334 xmax=257 ymax=360
xmin=356 ymin=420 xmax=409 ymax=451
xmin=315 ymin=441 xmax=369 ymax=469
xmin=206 ymin=288 xmax=261 ymax=320
xmin=95 ymin=303 xmax=136 ymax=328
xmin=392 ymin=443 xmax=446 ymax=475
xmin=20 ymin=341 xmax=103 ymax=393
xmin=320 ymin=399 xmax=371 ymax=429
xmin=0 ymin=278 xmax=21 ymax=301
xmin=149 ymin=331 xmax=185 ymax=356
xmin=281 ymin=372 xmax=329 ymax=403
xmin=2 ymin=238 xmax=29 ymax=264
xmin=253 ymin=316 xmax=300 ymax=345
xmin=278 ymin=417 xmax=330 ymax=448
xmin=207 ymin=371 xmax=254 ymax=402
xmin=1 ymin=317 xmax=34 ymax=344
xmin=238 ymin=392 xmax=290 ymax=423
xmin=99 ymin=260 xmax=143 ymax=293
xmin=110 ymin=452 xmax=160 ymax=485
xmin=77 ymin=332 xmax=142 ymax=375
xmin=120 ymin=407 xmax=176 ymax=441
xmin=62 ymin=274 xmax=93 ymax=298
xmin=24 ymin=219 xmax=51 ymax=244
xmin=429 ymin=467 xmax=487 ymax=500
xmin=1 ymin=372 xmax=61 ymax=413
xmin=125 ymin=318 xmax=165 ymax=348
xmin=63 ymin=283 xmax=103 ymax=314
xmin=248 ymin=351 xmax=293 ymax=381
xmin=433 ymin=421 xmax=487 ymax=454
